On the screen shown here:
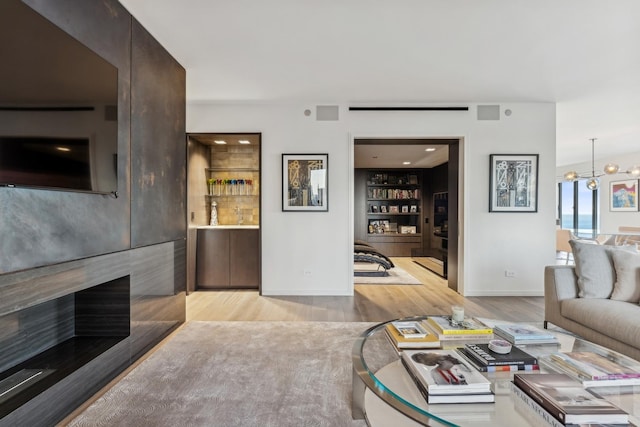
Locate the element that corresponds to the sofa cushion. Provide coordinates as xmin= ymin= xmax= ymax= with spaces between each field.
xmin=610 ymin=250 xmax=640 ymax=302
xmin=569 ymin=240 xmax=635 ymax=298
xmin=561 ymin=298 xmax=640 ymax=348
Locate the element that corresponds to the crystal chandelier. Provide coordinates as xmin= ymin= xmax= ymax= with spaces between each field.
xmin=563 ymin=138 xmax=640 ymax=190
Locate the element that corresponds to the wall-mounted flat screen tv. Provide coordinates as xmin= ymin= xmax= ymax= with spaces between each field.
xmin=0 ymin=0 xmax=118 ymax=194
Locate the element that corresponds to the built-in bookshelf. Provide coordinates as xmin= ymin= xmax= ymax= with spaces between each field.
xmin=359 ymin=169 xmax=424 ymax=256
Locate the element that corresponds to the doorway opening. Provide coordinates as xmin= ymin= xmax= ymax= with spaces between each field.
xmin=353 ymin=138 xmax=460 ymax=291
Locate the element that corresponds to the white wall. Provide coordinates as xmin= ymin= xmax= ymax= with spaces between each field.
xmin=556 ymin=150 xmax=640 ymax=234
xmin=188 ymin=102 xmax=556 ymax=296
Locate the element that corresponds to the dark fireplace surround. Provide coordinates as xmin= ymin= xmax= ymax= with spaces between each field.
xmin=0 ymin=276 xmax=130 ymax=418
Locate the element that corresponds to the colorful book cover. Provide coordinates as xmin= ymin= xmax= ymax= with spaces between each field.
xmin=456 ymin=348 xmax=539 ymax=373
xmin=551 ymin=352 xmax=640 ymax=380
xmin=401 ymin=349 xmax=491 ymax=394
xmin=426 ymin=316 xmax=493 ymax=335
xmin=464 ymin=343 xmax=538 ymax=366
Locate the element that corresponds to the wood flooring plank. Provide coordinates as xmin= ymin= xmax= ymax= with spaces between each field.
xmin=186 ymin=256 xmax=545 ymax=323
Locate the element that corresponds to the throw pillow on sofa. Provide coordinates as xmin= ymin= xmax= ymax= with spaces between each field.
xmin=610 ymin=250 xmax=640 ymax=302
xmin=569 ymin=239 xmax=636 ymax=298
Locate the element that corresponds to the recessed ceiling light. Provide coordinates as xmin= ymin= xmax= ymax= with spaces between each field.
xmin=403 ymin=161 xmax=411 ymax=165
xmin=425 ymin=148 xmax=436 ymax=152
xmin=238 ymin=140 xmax=250 ymax=145
xmin=214 ymin=140 xmax=227 ymax=145
xmin=56 ymin=146 xmax=71 ymax=152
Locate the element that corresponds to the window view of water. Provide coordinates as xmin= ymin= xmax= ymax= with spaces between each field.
xmin=561 ymin=214 xmax=597 ymax=237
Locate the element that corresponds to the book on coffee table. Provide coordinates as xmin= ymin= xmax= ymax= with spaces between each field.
xmin=455 ymin=347 xmax=539 ymax=373
xmin=390 ymin=320 xmax=428 ymax=338
xmin=463 ymin=343 xmax=538 ymax=367
xmin=426 ymin=316 xmax=493 ymax=340
xmin=548 ymin=351 xmax=640 ymax=387
xmin=400 ymin=348 xmax=492 ymax=392
xmin=384 ymin=323 xmax=440 ymax=350
xmin=493 ymin=323 xmax=558 ymax=345
xmin=513 ymin=373 xmax=628 ymax=425
xmin=401 ymin=349 xmax=494 ymax=403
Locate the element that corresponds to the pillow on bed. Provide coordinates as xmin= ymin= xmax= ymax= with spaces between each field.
xmin=569 ymin=239 xmax=636 ymax=298
xmin=610 ymin=250 xmax=640 ymax=302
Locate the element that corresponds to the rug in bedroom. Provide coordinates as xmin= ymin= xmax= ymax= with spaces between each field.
xmin=353 ymin=265 xmax=421 ymax=285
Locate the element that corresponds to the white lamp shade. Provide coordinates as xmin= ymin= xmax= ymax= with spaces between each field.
xmin=563 ymin=171 xmax=578 ymax=181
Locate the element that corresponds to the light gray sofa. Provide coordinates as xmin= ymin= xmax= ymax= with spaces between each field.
xmin=544 ymin=263 xmax=640 ymax=362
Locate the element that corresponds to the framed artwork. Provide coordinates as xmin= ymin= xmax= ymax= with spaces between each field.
xmin=380 ymin=205 xmax=388 ymax=213
xmin=389 ymin=205 xmax=399 ymax=213
xmin=489 ymin=154 xmax=538 ymax=212
xmin=610 ymin=179 xmax=638 ymax=211
xmin=282 ymin=154 xmax=328 ymax=211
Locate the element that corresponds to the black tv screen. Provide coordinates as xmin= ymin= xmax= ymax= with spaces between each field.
xmin=0 ymin=0 xmax=118 ymax=194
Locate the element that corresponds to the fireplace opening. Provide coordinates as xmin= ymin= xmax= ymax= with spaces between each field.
xmin=0 ymin=275 xmax=130 ymax=418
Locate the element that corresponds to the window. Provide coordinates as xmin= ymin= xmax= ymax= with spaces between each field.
xmin=558 ymin=180 xmax=599 ymax=238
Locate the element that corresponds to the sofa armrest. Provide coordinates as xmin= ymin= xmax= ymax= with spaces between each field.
xmin=544 ymin=265 xmax=579 ymax=327
xmin=545 ymin=265 xmax=579 ymax=300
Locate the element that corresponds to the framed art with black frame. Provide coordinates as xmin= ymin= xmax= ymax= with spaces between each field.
xmin=282 ymin=153 xmax=328 ymax=212
xmin=489 ymin=154 xmax=538 ymax=212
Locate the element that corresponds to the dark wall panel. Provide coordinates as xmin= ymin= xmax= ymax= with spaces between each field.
xmin=0 ymin=0 xmax=132 ymax=274
xmin=130 ymin=240 xmax=186 ymax=359
xmin=0 ymin=3 xmax=186 ymax=424
xmin=131 ymin=19 xmax=187 ymax=247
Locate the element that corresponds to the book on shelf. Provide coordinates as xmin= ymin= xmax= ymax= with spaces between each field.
xmin=463 ymin=343 xmax=538 ymax=367
xmin=426 ymin=316 xmax=493 ymax=339
xmin=548 ymin=351 xmax=640 ymax=388
xmin=455 ymin=347 xmax=539 ymax=373
xmin=400 ymin=349 xmax=492 ymax=396
xmin=513 ymin=373 xmax=629 ymax=425
xmin=384 ymin=324 xmax=440 ymax=350
xmin=391 ymin=320 xmax=428 ymax=338
xmin=493 ymin=323 xmax=558 ymax=345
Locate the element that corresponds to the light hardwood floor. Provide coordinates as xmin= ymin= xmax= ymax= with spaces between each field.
xmin=187 ymin=257 xmax=545 ymax=323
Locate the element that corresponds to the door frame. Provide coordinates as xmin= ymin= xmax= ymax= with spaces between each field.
xmin=349 ymin=135 xmax=465 ymax=293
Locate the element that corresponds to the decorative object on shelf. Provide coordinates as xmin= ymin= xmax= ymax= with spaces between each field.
xmin=563 ymin=138 xmax=640 ymax=191
xmin=207 ymin=178 xmax=214 ymax=195
xmin=210 ymin=201 xmax=218 ymax=226
xmin=282 ymin=153 xmax=328 ymax=211
xmin=489 ymin=153 xmax=538 ymax=212
xmin=610 ymin=179 xmax=638 ymax=211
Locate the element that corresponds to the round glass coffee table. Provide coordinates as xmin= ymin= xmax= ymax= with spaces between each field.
xmin=352 ymin=315 xmax=640 ymax=426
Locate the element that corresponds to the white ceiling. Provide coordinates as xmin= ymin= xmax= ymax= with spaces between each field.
xmin=119 ymin=0 xmax=640 ymax=166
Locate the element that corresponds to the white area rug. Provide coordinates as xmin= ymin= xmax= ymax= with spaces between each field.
xmin=68 ymin=321 xmax=382 ymax=427
xmin=353 ymin=266 xmax=421 ymax=285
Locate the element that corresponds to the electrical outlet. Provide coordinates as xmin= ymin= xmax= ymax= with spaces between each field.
xmin=505 ymin=270 xmax=516 ymax=278
xmin=303 ymin=270 xmax=312 ymax=277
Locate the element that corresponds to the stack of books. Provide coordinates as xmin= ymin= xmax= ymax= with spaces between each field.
xmin=493 ymin=323 xmax=558 ymax=345
xmin=425 ymin=316 xmax=493 ymax=341
xmin=384 ymin=320 xmax=440 ymax=350
xmin=548 ymin=351 xmax=640 ymax=387
xmin=400 ymin=349 xmax=494 ymax=403
xmin=456 ymin=343 xmax=539 ymax=372
xmin=512 ymin=373 xmax=628 ymax=425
